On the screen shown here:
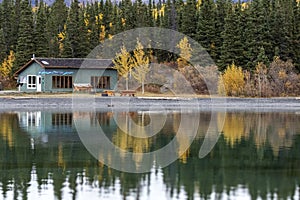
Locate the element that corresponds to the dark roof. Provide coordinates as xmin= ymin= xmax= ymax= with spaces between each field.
xmin=14 ymin=57 xmax=114 ymax=75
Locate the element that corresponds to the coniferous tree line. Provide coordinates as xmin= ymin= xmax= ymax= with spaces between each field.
xmin=0 ymin=0 xmax=299 ymax=87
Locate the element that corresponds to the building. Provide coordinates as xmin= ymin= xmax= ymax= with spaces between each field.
xmin=14 ymin=57 xmax=117 ymax=93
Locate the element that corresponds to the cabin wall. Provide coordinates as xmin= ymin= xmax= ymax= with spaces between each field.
xmin=75 ymin=69 xmax=118 ymax=92
xmin=17 ymin=63 xmax=43 ymax=92
xmin=43 ymin=68 xmax=78 ymax=92
xmin=17 ymin=63 xmax=118 ymax=93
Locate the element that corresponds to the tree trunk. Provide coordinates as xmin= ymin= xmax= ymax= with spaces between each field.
xmin=126 ymin=77 xmax=129 ymax=90
xmin=142 ymin=81 xmax=145 ymax=94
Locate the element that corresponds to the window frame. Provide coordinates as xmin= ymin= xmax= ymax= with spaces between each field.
xmin=91 ymin=76 xmax=111 ymax=89
xmin=52 ymin=76 xmax=73 ymax=89
xmin=27 ymin=75 xmax=37 ymax=89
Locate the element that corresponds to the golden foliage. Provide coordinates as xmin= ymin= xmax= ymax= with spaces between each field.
xmin=108 ymin=34 xmax=113 ymax=39
xmin=121 ymin=18 xmax=126 ymax=26
xmin=196 ymin=0 xmax=202 ymax=9
xmin=152 ymin=8 xmax=158 ymax=19
xmin=159 ymin=4 xmax=165 ymax=17
xmin=58 ymin=26 xmax=66 ymax=53
xmin=32 ymin=7 xmax=38 ymax=13
xmin=241 ymin=2 xmax=249 ymax=10
xmin=84 ymin=18 xmax=89 ymax=27
xmin=176 ymin=37 xmax=192 ymax=68
xmin=0 ymin=50 xmax=15 ymax=78
xmin=113 ymin=45 xmax=132 ymax=78
xmin=152 ymin=5 xmax=165 ymax=19
xmin=99 ymin=25 xmax=106 ymax=42
xmin=57 ymin=32 xmax=65 ymax=41
xmin=218 ymin=63 xmax=245 ymax=96
xmin=95 ymin=13 xmax=103 ymax=24
xmin=131 ymin=40 xmax=150 ymax=94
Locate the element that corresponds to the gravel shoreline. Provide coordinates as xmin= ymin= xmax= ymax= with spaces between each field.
xmin=0 ymin=96 xmax=299 ymax=112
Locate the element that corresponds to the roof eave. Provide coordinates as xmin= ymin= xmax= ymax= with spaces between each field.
xmin=13 ymin=58 xmax=45 ymax=77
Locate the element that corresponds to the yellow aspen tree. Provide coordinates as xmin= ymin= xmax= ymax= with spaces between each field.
xmin=218 ymin=63 xmax=245 ymax=96
xmin=176 ymin=36 xmax=192 ymax=68
xmin=131 ymin=40 xmax=150 ymax=94
xmin=196 ymin=0 xmax=202 ymax=9
xmin=121 ymin=18 xmax=126 ymax=27
xmin=0 ymin=51 xmax=15 ymax=78
xmin=113 ymin=45 xmax=133 ymax=90
xmin=99 ymin=25 xmax=106 ymax=42
xmin=57 ymin=30 xmax=66 ymax=53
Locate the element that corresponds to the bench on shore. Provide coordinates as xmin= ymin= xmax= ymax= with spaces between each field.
xmin=120 ymin=90 xmax=136 ymax=97
xmin=73 ymin=83 xmax=92 ymax=92
xmin=103 ymin=90 xmax=115 ymax=96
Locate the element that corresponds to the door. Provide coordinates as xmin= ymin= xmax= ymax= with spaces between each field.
xmin=36 ymin=76 xmax=42 ymax=92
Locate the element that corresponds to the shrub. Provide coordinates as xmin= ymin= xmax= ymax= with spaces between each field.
xmin=268 ymin=58 xmax=300 ymax=96
xmin=218 ymin=63 xmax=245 ymax=96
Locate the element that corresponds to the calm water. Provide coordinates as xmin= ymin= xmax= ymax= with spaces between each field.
xmin=1 ymin=110 xmax=300 ymax=200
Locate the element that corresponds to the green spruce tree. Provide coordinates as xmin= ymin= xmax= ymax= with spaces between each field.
xmin=215 ymin=0 xmax=231 ymax=67
xmin=255 ymin=46 xmax=270 ymax=66
xmin=196 ymin=0 xmax=217 ymax=61
xmin=13 ymin=0 xmax=34 ymax=73
xmin=77 ymin=7 xmax=90 ymax=57
xmin=62 ymin=0 xmax=81 ymax=57
xmin=291 ymin=0 xmax=300 ymax=70
xmin=269 ymin=0 xmax=293 ymax=61
xmin=11 ymin=0 xmax=21 ymax=51
xmin=0 ymin=29 xmax=7 ymax=62
xmin=180 ymin=0 xmax=197 ymax=38
xmin=45 ymin=0 xmax=68 ymax=57
xmin=34 ymin=0 xmax=48 ymax=57
xmin=0 ymin=0 xmax=14 ymax=55
xmin=244 ymin=0 xmax=272 ymax=69
xmin=219 ymin=2 xmax=245 ymax=71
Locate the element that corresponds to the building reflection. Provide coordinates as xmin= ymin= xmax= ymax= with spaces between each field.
xmin=0 ymin=111 xmax=299 ymax=200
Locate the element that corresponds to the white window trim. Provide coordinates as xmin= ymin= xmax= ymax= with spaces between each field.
xmin=27 ymin=75 xmax=37 ymax=89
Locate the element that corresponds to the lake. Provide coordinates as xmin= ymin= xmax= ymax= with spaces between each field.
xmin=0 ymin=98 xmax=300 ymax=199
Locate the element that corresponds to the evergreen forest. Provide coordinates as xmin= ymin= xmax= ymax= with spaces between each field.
xmin=0 ymin=0 xmax=299 ymax=96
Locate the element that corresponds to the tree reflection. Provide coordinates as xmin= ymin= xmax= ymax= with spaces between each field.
xmin=218 ymin=112 xmax=299 ymax=157
xmin=0 ymin=111 xmax=300 ymax=200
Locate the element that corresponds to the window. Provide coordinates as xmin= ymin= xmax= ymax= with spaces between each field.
xmin=52 ymin=113 xmax=73 ymax=126
xmin=90 ymin=112 xmax=111 ymax=126
xmin=52 ymin=76 xmax=73 ymax=89
xmin=91 ymin=76 xmax=110 ymax=89
xmin=27 ymin=75 xmax=36 ymax=89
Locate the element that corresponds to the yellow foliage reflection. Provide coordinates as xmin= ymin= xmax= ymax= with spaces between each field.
xmin=218 ymin=112 xmax=248 ymax=147
xmin=218 ymin=112 xmax=299 ymax=156
xmin=112 ymin=112 xmax=151 ymax=169
xmin=0 ymin=113 xmax=15 ymax=148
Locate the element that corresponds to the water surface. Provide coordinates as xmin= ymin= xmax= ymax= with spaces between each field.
xmin=0 ymin=109 xmax=300 ymax=199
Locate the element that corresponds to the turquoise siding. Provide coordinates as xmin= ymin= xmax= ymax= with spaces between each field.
xmin=17 ymin=62 xmax=118 ymax=93
xmin=18 ymin=63 xmax=43 ymax=92
xmin=43 ymin=68 xmax=78 ymax=92
xmin=74 ymin=69 xmax=118 ymax=92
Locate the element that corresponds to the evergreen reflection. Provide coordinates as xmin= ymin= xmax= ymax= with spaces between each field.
xmin=0 ymin=111 xmax=299 ymax=199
